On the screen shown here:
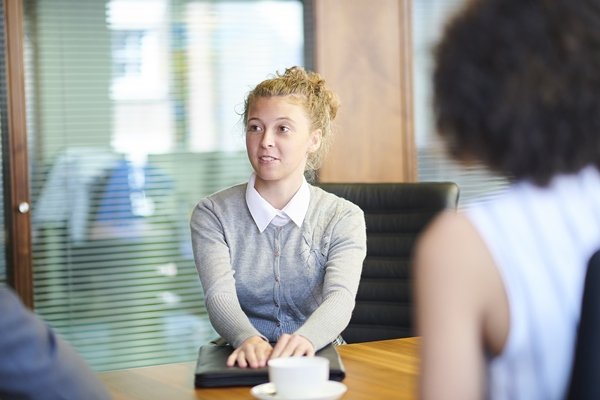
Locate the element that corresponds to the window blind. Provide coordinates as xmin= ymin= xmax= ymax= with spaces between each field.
xmin=24 ymin=0 xmax=304 ymax=371
xmin=413 ymin=0 xmax=509 ymax=206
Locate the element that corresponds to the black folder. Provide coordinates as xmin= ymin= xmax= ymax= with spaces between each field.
xmin=194 ymin=343 xmax=346 ymax=388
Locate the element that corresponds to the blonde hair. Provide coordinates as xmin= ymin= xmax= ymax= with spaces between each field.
xmin=243 ymin=66 xmax=340 ymax=173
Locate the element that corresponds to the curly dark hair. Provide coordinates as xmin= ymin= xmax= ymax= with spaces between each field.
xmin=433 ymin=0 xmax=600 ymax=185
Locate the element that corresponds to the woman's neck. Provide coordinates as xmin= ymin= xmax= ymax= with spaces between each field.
xmin=254 ymin=176 xmax=303 ymax=210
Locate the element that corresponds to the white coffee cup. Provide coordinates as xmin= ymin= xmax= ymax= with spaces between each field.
xmin=268 ymin=356 xmax=329 ymax=399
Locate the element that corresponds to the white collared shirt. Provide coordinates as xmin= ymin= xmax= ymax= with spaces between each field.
xmin=245 ymin=173 xmax=310 ymax=232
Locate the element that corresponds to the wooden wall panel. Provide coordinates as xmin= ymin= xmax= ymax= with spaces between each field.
xmin=313 ymin=0 xmax=416 ymax=182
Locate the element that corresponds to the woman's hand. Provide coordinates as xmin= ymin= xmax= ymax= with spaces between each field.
xmin=227 ymin=336 xmax=273 ymax=368
xmin=270 ymin=333 xmax=315 ymax=359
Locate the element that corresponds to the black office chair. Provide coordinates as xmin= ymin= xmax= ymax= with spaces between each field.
xmin=317 ymin=182 xmax=460 ymax=343
xmin=567 ymin=249 xmax=600 ymax=400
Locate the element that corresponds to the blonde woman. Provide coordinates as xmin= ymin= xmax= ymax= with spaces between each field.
xmin=190 ymin=67 xmax=366 ymax=369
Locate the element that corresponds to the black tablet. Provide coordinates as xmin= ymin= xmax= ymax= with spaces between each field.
xmin=194 ymin=342 xmax=346 ymax=388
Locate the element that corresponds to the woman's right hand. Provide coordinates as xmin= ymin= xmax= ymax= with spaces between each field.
xmin=226 ymin=336 xmax=273 ymax=368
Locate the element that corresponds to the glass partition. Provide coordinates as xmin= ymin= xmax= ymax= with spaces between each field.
xmin=24 ymin=0 xmax=304 ymax=371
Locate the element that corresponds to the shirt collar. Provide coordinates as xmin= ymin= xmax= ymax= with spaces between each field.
xmin=245 ymin=173 xmax=310 ymax=232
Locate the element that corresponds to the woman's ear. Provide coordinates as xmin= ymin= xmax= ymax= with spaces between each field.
xmin=308 ymin=129 xmax=322 ymax=153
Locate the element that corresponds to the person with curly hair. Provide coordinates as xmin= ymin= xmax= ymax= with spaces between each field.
xmin=415 ymin=0 xmax=600 ymax=398
xmin=190 ymin=66 xmax=366 ymax=368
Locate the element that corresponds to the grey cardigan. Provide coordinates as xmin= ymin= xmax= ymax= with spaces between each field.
xmin=190 ymin=183 xmax=366 ymax=350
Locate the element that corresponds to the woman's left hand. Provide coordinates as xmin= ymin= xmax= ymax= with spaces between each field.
xmin=270 ymin=333 xmax=315 ymax=359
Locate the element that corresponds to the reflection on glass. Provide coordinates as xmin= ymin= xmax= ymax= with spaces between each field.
xmin=25 ymin=0 xmax=304 ymax=371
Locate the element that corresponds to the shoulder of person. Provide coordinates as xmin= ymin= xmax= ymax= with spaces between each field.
xmin=415 ymin=210 xmax=487 ymax=280
xmin=420 ymin=210 xmax=473 ymax=242
xmin=309 ymin=185 xmax=363 ymax=215
xmin=415 ymin=210 xmax=499 ymax=301
xmin=195 ymin=183 xmax=247 ymax=210
xmin=207 ymin=182 xmax=247 ymax=201
xmin=0 ymin=285 xmax=27 ymax=316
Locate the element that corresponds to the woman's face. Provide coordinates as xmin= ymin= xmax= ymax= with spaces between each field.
xmin=246 ymin=95 xmax=321 ymax=192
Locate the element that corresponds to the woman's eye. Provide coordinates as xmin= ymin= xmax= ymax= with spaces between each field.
xmin=279 ymin=125 xmax=291 ymax=134
xmin=247 ymin=124 xmax=262 ymax=134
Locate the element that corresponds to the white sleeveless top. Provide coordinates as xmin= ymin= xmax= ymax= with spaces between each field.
xmin=467 ymin=166 xmax=600 ymax=400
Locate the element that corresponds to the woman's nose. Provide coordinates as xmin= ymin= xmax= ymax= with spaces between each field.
xmin=261 ymin=130 xmax=275 ymax=148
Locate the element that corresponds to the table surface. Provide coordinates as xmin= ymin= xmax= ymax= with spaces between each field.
xmin=99 ymin=336 xmax=420 ymax=400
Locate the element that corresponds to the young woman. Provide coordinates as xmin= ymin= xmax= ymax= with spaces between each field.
xmin=190 ymin=66 xmax=366 ymax=369
xmin=415 ymin=0 xmax=600 ymax=399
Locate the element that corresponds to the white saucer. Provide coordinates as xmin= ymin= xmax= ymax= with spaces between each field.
xmin=250 ymin=381 xmax=347 ymax=400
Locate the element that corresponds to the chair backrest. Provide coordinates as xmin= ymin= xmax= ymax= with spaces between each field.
xmin=567 ymin=249 xmax=600 ymax=400
xmin=317 ymin=182 xmax=460 ymax=343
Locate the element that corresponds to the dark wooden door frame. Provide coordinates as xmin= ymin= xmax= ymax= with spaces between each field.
xmin=2 ymin=0 xmax=33 ymax=308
